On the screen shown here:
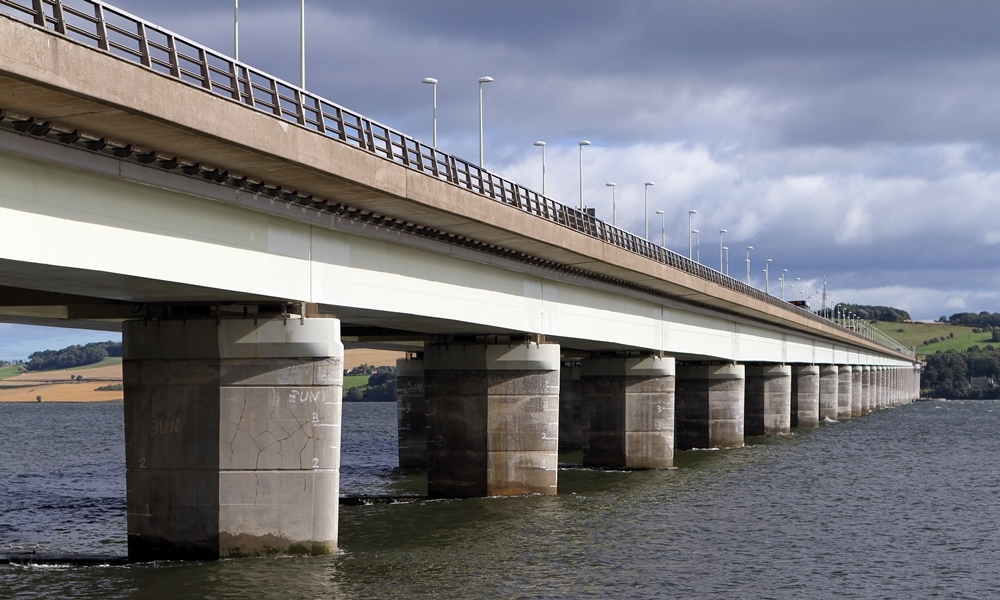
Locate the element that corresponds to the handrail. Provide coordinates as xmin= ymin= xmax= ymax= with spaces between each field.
xmin=0 ymin=0 xmax=913 ymax=359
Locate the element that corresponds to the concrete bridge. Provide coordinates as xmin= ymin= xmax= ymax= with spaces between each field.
xmin=0 ymin=0 xmax=919 ymax=561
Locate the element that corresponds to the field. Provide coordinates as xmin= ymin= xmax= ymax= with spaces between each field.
xmin=873 ymin=322 xmax=995 ymax=357
xmin=0 ymin=349 xmax=398 ymax=401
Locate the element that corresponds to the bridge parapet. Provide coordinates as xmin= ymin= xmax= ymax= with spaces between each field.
xmin=0 ymin=0 xmax=913 ymax=359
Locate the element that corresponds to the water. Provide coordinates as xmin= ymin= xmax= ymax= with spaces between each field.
xmin=2 ymin=400 xmax=1000 ymax=599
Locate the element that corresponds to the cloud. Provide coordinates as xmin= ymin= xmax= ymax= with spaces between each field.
xmin=0 ymin=324 xmax=120 ymax=362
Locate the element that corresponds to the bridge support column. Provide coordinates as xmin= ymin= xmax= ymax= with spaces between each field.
xmin=424 ymin=341 xmax=559 ymax=497
xmin=851 ymin=366 xmax=862 ymax=417
xmin=124 ymin=316 xmax=343 ymax=561
xmin=791 ymin=365 xmax=819 ymax=428
xmin=860 ymin=366 xmax=871 ymax=414
xmin=819 ymin=365 xmax=839 ymax=422
xmin=396 ymin=356 xmax=426 ymax=469
xmin=876 ymin=367 xmax=887 ymax=410
xmin=745 ymin=364 xmax=791 ymax=436
xmin=676 ymin=363 xmax=745 ymax=449
xmin=579 ymin=355 xmax=675 ymax=468
xmin=559 ymin=362 xmax=584 ymax=450
xmin=837 ymin=366 xmax=853 ymax=420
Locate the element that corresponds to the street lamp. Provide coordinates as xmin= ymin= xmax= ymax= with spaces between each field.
xmin=300 ymin=0 xmax=306 ymax=88
xmin=478 ymin=76 xmax=494 ymax=167
xmin=745 ymin=246 xmax=753 ymax=285
xmin=606 ymin=182 xmax=617 ymax=226
xmin=718 ymin=229 xmax=727 ymax=272
xmin=534 ymin=141 xmax=546 ymax=194
xmin=780 ymin=269 xmax=787 ymax=300
xmin=422 ymin=78 xmax=438 ymax=147
xmin=688 ymin=210 xmax=698 ymax=259
xmin=234 ymin=0 xmax=239 ymax=60
xmin=644 ymin=182 xmax=655 ymax=240
xmin=578 ymin=140 xmax=591 ymax=210
xmin=764 ymin=259 xmax=772 ymax=294
xmin=723 ymin=246 xmax=729 ymax=276
xmin=794 ymin=277 xmax=800 ymax=300
xmin=692 ymin=230 xmax=700 ymax=263
xmin=656 ymin=210 xmax=666 ymax=246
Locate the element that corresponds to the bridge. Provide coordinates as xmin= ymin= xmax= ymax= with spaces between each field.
xmin=0 ymin=0 xmax=919 ymax=561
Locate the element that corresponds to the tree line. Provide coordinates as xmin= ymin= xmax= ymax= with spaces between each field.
xmin=26 ymin=341 xmax=122 ymax=371
xmin=344 ymin=367 xmax=396 ymax=402
xmin=922 ymin=345 xmax=1000 ymax=399
xmin=939 ymin=312 xmax=1000 ymax=328
xmin=817 ymin=304 xmax=911 ymax=322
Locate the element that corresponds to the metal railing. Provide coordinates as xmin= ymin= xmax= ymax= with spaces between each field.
xmin=0 ymin=0 xmax=913 ymax=359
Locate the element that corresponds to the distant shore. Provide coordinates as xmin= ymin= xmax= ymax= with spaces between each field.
xmin=0 ymin=349 xmax=404 ymax=403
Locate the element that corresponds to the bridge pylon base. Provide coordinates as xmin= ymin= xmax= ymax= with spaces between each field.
xmin=675 ymin=363 xmax=745 ymax=450
xmin=123 ymin=315 xmax=343 ymax=561
xmin=745 ymin=364 xmax=791 ymax=436
xmin=396 ymin=356 xmax=427 ymax=469
xmin=424 ymin=341 xmax=560 ymax=498
xmin=819 ymin=365 xmax=840 ymax=422
xmin=791 ymin=365 xmax=820 ymax=428
xmin=579 ymin=355 xmax=675 ymax=469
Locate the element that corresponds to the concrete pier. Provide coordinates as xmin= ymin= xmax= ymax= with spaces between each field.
xmin=424 ymin=341 xmax=559 ymax=498
xmin=124 ymin=316 xmax=343 ymax=560
xmin=837 ymin=366 xmax=853 ymax=420
xmin=861 ymin=366 xmax=871 ymax=414
xmin=791 ymin=365 xmax=820 ymax=428
xmin=558 ymin=362 xmax=584 ymax=450
xmin=850 ymin=366 xmax=862 ymax=417
xmin=745 ymin=364 xmax=791 ymax=436
xmin=819 ymin=365 xmax=839 ymax=422
xmin=396 ymin=357 xmax=426 ymax=469
xmin=676 ymin=363 xmax=745 ymax=449
xmin=579 ymin=355 xmax=675 ymax=468
xmin=876 ymin=367 xmax=886 ymax=410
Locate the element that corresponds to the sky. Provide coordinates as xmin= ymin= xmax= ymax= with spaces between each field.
xmin=4 ymin=0 xmax=1000 ymax=359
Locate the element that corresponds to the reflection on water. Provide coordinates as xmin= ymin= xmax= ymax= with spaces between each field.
xmin=3 ymin=400 xmax=1000 ymax=598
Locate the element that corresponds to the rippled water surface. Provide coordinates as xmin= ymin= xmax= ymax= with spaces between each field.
xmin=2 ymin=400 xmax=1000 ymax=599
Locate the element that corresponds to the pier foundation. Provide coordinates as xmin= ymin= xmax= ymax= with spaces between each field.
xmin=559 ymin=362 xmax=584 ymax=450
xmin=676 ymin=363 xmax=745 ymax=449
xmin=851 ymin=366 xmax=862 ymax=417
xmin=791 ymin=365 xmax=819 ymax=428
xmin=579 ymin=355 xmax=675 ymax=468
xmin=396 ymin=356 xmax=426 ymax=469
xmin=745 ymin=364 xmax=791 ymax=436
xmin=424 ymin=341 xmax=559 ymax=498
xmin=837 ymin=366 xmax=853 ymax=420
xmin=124 ymin=315 xmax=343 ymax=560
xmin=819 ymin=365 xmax=839 ymax=422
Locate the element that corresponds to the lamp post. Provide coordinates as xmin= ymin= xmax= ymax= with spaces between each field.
xmin=300 ymin=0 xmax=306 ymax=87
xmin=478 ymin=76 xmax=494 ymax=167
xmin=606 ymin=182 xmax=616 ymax=226
xmin=534 ymin=141 xmax=546 ymax=194
xmin=794 ymin=277 xmax=800 ymax=300
xmin=234 ymin=0 xmax=239 ymax=60
xmin=656 ymin=210 xmax=665 ymax=246
xmin=688 ymin=210 xmax=697 ymax=259
xmin=422 ymin=78 xmax=438 ymax=147
xmin=692 ymin=230 xmax=700 ymax=263
xmin=780 ymin=269 xmax=787 ymax=300
xmin=644 ymin=182 xmax=655 ymax=240
xmin=804 ymin=284 xmax=810 ymax=304
xmin=745 ymin=246 xmax=753 ymax=285
xmin=578 ymin=141 xmax=591 ymax=210
xmin=719 ymin=229 xmax=727 ymax=272
xmin=763 ymin=259 xmax=772 ymax=294
xmin=723 ymin=246 xmax=729 ymax=276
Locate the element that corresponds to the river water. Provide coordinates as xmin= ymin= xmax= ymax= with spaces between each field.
xmin=2 ymin=399 xmax=999 ymax=599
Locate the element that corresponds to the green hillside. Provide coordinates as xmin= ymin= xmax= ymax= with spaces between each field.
xmin=0 ymin=364 xmax=23 ymax=380
xmin=873 ymin=322 xmax=994 ymax=357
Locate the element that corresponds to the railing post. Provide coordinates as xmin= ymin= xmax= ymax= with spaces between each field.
xmin=31 ymin=0 xmax=45 ymax=27
xmin=137 ymin=22 xmax=151 ymax=67
xmin=51 ymin=0 xmax=65 ymax=34
xmin=94 ymin=3 xmax=109 ymax=51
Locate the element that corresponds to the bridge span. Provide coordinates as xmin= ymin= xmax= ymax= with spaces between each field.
xmin=0 ymin=0 xmax=919 ymax=561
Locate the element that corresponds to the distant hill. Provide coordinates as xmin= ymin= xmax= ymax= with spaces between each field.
xmin=25 ymin=341 xmax=122 ymax=372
